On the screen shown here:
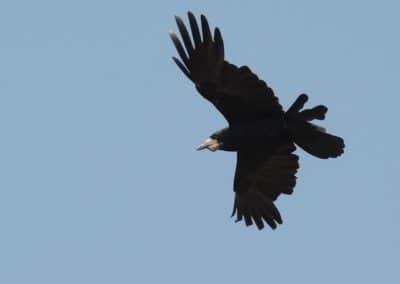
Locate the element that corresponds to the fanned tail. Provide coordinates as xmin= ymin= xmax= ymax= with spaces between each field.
xmin=286 ymin=94 xmax=345 ymax=159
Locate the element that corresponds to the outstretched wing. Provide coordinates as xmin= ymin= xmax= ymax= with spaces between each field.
xmin=232 ymin=143 xmax=299 ymax=230
xmin=169 ymin=12 xmax=284 ymax=125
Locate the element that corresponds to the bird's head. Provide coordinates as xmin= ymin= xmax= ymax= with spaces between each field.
xmin=196 ymin=127 xmax=236 ymax=152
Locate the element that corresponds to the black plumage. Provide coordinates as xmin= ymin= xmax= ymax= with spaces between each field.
xmin=169 ymin=12 xmax=345 ymax=230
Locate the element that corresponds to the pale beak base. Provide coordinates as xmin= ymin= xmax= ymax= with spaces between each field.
xmin=196 ymin=138 xmax=220 ymax=152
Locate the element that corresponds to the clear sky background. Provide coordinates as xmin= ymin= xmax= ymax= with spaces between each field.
xmin=0 ymin=1 xmax=399 ymax=283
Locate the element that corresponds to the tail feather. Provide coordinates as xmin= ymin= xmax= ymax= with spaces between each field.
xmin=286 ymin=95 xmax=345 ymax=159
xmin=309 ymin=122 xmax=326 ymax=133
xmin=291 ymin=121 xmax=344 ymax=159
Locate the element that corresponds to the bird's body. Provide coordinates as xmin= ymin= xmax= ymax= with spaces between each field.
xmin=209 ymin=117 xmax=289 ymax=151
xmin=169 ymin=12 xmax=345 ymax=230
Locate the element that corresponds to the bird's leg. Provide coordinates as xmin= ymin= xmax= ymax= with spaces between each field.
xmin=196 ymin=138 xmax=221 ymax=152
xmin=286 ymin=94 xmax=308 ymax=120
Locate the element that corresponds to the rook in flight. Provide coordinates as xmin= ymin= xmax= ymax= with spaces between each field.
xmin=169 ymin=12 xmax=345 ymax=230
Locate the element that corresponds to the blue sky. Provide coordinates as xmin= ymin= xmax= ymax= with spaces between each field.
xmin=0 ymin=1 xmax=399 ymax=283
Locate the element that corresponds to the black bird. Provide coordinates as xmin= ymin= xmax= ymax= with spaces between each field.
xmin=169 ymin=12 xmax=345 ymax=230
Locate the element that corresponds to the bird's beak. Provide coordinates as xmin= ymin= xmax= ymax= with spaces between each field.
xmin=196 ymin=138 xmax=220 ymax=152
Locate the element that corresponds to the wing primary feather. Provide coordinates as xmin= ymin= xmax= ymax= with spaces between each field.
xmin=169 ymin=32 xmax=189 ymax=67
xmin=235 ymin=211 xmax=243 ymax=222
xmin=243 ymin=208 xmax=253 ymax=226
xmin=200 ymin=14 xmax=212 ymax=45
xmin=268 ymin=201 xmax=283 ymax=224
xmin=172 ymin=57 xmax=192 ymax=81
xmin=253 ymin=217 xmax=264 ymax=230
xmin=231 ymin=198 xmax=237 ymax=217
xmin=274 ymin=214 xmax=283 ymax=225
xmin=262 ymin=213 xmax=277 ymax=229
xmin=252 ymin=209 xmax=264 ymax=230
xmin=214 ymin=28 xmax=224 ymax=54
xmin=244 ymin=215 xmax=253 ymax=226
xmin=214 ymin=27 xmax=224 ymax=75
xmin=259 ymin=194 xmax=282 ymax=222
xmin=188 ymin=12 xmax=202 ymax=48
xmin=175 ymin=16 xmax=194 ymax=57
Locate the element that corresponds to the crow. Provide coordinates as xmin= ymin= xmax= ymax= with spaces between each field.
xmin=169 ymin=12 xmax=345 ymax=230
